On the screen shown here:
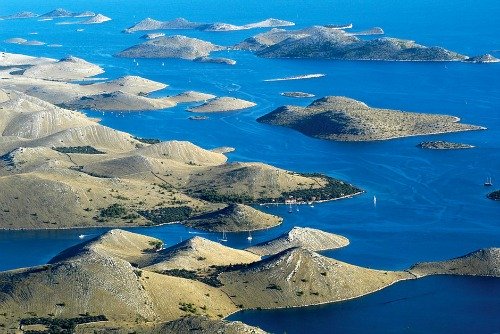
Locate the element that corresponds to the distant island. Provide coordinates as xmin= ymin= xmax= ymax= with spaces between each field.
xmin=487 ymin=190 xmax=500 ymax=201
xmin=264 ymin=74 xmax=325 ymax=82
xmin=417 ymin=141 xmax=475 ymax=150
xmin=257 ymin=96 xmax=485 ymax=141
xmin=280 ymin=92 xmax=316 ymax=98
xmin=123 ymin=17 xmax=294 ymax=33
xmin=238 ymin=26 xmax=467 ymax=61
xmin=0 ymin=228 xmax=496 ymax=332
xmin=116 ymin=35 xmax=226 ymax=61
xmin=465 ymin=54 xmax=500 ymax=63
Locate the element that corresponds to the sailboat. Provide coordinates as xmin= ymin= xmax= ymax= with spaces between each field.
xmin=219 ymin=230 xmax=228 ymax=242
xmin=484 ymin=177 xmax=493 ymax=186
xmin=247 ymin=231 xmax=252 ymax=241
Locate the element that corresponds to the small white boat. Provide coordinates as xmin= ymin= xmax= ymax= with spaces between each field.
xmin=373 ymin=195 xmax=377 ymax=207
xmin=78 ymin=234 xmax=86 ymax=239
xmin=484 ymin=177 xmax=493 ymax=186
xmin=247 ymin=231 xmax=252 ymax=241
xmin=219 ymin=231 xmax=228 ymax=242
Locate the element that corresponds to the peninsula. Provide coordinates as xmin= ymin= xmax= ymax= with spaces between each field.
xmin=0 ymin=228 xmax=496 ymax=333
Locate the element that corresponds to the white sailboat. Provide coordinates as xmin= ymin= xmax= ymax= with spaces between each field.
xmin=219 ymin=230 xmax=228 ymax=242
xmin=484 ymin=177 xmax=493 ymax=186
xmin=247 ymin=231 xmax=252 ymax=241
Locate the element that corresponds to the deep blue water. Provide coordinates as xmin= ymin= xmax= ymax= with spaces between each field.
xmin=0 ymin=0 xmax=499 ymax=333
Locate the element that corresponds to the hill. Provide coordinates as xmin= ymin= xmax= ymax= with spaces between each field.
xmin=409 ymin=248 xmax=500 ymax=278
xmin=219 ymin=247 xmax=412 ymax=309
xmin=116 ymin=36 xmax=225 ymax=60
xmin=246 ymin=26 xmax=467 ymax=61
xmin=185 ymin=203 xmax=283 ymax=232
xmin=257 ymin=96 xmax=484 ymax=141
xmin=246 ymin=227 xmax=349 ymax=256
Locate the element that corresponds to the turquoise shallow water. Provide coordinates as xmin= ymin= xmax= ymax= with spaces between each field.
xmin=0 ymin=0 xmax=499 ymax=332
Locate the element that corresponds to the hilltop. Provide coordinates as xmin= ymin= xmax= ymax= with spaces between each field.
xmin=257 ymin=96 xmax=484 ymax=141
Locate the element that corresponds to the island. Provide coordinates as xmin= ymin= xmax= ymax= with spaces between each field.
xmin=280 ymin=91 xmax=316 ymax=98
xmin=0 ymin=228 xmax=496 ymax=333
xmin=237 ymin=26 xmax=468 ymax=61
xmin=80 ymin=13 xmax=112 ymax=24
xmin=264 ymin=74 xmax=325 ymax=82
xmin=487 ymin=190 xmax=500 ymax=201
xmin=39 ymin=8 xmax=96 ymax=19
xmin=465 ymin=54 xmax=500 ymax=63
xmin=417 ymin=141 xmax=475 ymax=150
xmin=187 ymin=97 xmax=256 ymax=112
xmin=116 ymin=35 xmax=226 ymax=60
xmin=194 ymin=56 xmax=237 ymax=65
xmin=4 ymin=38 xmax=45 ymax=46
xmin=257 ymin=96 xmax=485 ymax=141
xmin=0 ymin=11 xmax=39 ymax=19
xmin=123 ymin=17 xmax=294 ymax=33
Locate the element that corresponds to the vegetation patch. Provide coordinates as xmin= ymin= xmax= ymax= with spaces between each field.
xmin=100 ymin=203 xmax=127 ymax=218
xmin=20 ymin=315 xmax=107 ymax=334
xmin=138 ymin=206 xmax=192 ymax=224
xmin=53 ymin=146 xmax=105 ymax=154
xmin=133 ymin=137 xmax=161 ymax=144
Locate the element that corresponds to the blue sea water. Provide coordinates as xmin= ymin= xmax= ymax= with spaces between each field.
xmin=0 ymin=0 xmax=499 ymax=333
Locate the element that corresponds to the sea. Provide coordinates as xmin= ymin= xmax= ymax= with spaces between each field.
xmin=0 ymin=0 xmax=499 ymax=333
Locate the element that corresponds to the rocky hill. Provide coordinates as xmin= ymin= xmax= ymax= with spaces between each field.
xmin=409 ymin=248 xmax=500 ymax=277
xmin=257 ymin=96 xmax=484 ymax=141
xmin=220 ymin=247 xmax=412 ymax=309
xmin=187 ymin=97 xmax=256 ymax=112
xmin=238 ymin=26 xmax=467 ymax=61
xmin=116 ymin=36 xmax=225 ymax=60
xmin=185 ymin=203 xmax=283 ymax=232
xmin=246 ymin=227 xmax=349 ymax=256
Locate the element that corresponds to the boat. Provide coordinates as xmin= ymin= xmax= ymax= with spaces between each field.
xmin=78 ymin=234 xmax=85 ymax=239
xmin=373 ymin=195 xmax=377 ymax=206
xmin=288 ymin=203 xmax=293 ymax=213
xmin=219 ymin=231 xmax=228 ymax=242
xmin=484 ymin=177 xmax=493 ymax=186
xmin=247 ymin=231 xmax=252 ymax=241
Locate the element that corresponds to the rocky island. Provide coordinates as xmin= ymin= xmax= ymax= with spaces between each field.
xmin=187 ymin=97 xmax=256 ymax=112
xmin=280 ymin=92 xmax=316 ymax=98
xmin=238 ymin=26 xmax=467 ymax=61
xmin=257 ymin=96 xmax=484 ymax=141
xmin=465 ymin=54 xmax=500 ymax=63
xmin=487 ymin=190 xmax=500 ymax=201
xmin=116 ymin=35 xmax=226 ymax=60
xmin=417 ymin=141 xmax=475 ymax=149
xmin=123 ymin=17 xmax=294 ymax=33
